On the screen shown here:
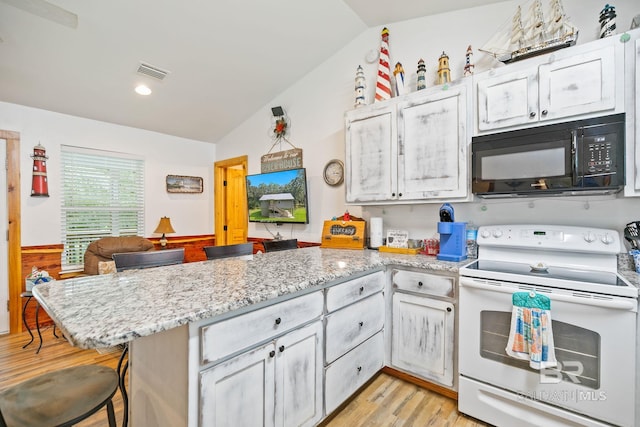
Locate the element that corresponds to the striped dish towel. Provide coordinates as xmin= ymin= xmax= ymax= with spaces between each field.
xmin=505 ymin=291 xmax=557 ymax=370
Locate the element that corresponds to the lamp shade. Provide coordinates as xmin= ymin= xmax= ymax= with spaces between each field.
xmin=154 ymin=216 xmax=175 ymax=235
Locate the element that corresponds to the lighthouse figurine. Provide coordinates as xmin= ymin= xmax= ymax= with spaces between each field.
xmin=463 ymin=45 xmax=474 ymax=77
xmin=355 ymin=65 xmax=366 ymax=107
xmin=437 ymin=51 xmax=451 ymax=85
xmin=417 ymin=59 xmax=426 ymax=91
xmin=31 ymin=143 xmax=49 ymax=197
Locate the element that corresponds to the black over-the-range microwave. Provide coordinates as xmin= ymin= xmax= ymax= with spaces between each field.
xmin=471 ymin=113 xmax=625 ymax=198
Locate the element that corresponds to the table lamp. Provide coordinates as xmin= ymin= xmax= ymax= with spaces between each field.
xmin=154 ymin=216 xmax=175 ymax=249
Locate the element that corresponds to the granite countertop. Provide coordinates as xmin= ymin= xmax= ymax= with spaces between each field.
xmin=33 ymin=247 xmax=466 ymax=349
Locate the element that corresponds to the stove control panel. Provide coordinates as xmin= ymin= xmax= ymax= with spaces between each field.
xmin=476 ymin=224 xmax=620 ymax=254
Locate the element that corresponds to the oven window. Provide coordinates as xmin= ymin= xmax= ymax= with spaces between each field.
xmin=480 ymin=311 xmax=600 ymax=389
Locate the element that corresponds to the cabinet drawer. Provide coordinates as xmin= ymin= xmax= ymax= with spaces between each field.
xmin=324 ymin=331 xmax=384 ymax=415
xmin=392 ymin=269 xmax=454 ymax=298
xmin=326 ymin=271 xmax=385 ymax=312
xmin=325 ymin=293 xmax=384 ymax=364
xmin=200 ymin=291 xmax=323 ymax=365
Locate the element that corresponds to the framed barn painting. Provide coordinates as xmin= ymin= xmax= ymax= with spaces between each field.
xmin=166 ymin=175 xmax=203 ymax=193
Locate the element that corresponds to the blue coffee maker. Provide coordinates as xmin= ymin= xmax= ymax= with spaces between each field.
xmin=436 ymin=203 xmax=467 ymax=262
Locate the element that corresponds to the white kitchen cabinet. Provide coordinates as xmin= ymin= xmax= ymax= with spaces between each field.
xmin=345 ymin=80 xmax=471 ymax=204
xmin=345 ymin=104 xmax=396 ymax=203
xmin=476 ymin=36 xmax=623 ymax=133
xmin=324 ymin=332 xmax=384 ymax=415
xmin=323 ymin=271 xmax=386 ymax=416
xmin=390 ymin=268 xmax=456 ymax=389
xmin=392 ymin=292 xmax=454 ymax=387
xmin=624 ymin=28 xmax=640 ymax=197
xmin=396 ymin=84 xmax=469 ymax=199
xmin=200 ymin=321 xmax=323 ymax=427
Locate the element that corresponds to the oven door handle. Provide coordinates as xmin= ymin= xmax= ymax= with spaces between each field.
xmin=460 ymin=278 xmax=637 ymax=311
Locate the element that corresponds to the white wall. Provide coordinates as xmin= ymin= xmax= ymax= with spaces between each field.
xmin=216 ymin=0 xmax=640 ymax=246
xmin=0 ymin=101 xmax=215 ymax=246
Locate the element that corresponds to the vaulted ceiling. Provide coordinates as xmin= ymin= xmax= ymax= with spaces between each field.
xmin=0 ymin=0 xmax=504 ymax=143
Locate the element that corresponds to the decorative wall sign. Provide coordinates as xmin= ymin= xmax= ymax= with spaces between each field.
xmin=320 ymin=220 xmax=365 ymax=250
xmin=261 ymin=148 xmax=303 ymax=173
xmin=31 ymin=143 xmax=49 ymax=197
xmin=166 ymin=175 xmax=203 ymax=193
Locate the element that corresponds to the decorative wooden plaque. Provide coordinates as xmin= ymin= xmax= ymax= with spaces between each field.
xmin=320 ymin=220 xmax=366 ymax=250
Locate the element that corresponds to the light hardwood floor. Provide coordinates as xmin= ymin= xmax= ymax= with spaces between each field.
xmin=1 ymin=327 xmax=488 ymax=426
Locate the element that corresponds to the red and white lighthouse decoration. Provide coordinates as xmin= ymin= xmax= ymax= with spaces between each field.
xmin=30 ymin=143 xmax=49 ymax=197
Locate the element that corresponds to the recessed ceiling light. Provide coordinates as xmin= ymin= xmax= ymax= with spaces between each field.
xmin=135 ymin=85 xmax=152 ymax=96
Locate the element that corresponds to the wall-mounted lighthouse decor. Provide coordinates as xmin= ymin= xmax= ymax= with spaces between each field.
xmin=31 ymin=143 xmax=49 ymax=197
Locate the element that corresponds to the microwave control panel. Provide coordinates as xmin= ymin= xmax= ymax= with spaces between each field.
xmin=583 ymin=133 xmax=616 ymax=176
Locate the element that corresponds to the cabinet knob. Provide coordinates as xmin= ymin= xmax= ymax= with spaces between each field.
xmin=417 ymin=281 xmax=423 ymax=287
xmin=446 ymin=307 xmax=452 ymax=312
xmin=279 ymin=345 xmax=285 ymax=353
xmin=269 ymin=350 xmax=276 ymax=358
xmin=359 ymin=321 xmax=364 ymax=327
xmin=391 ymin=192 xmax=396 ymax=197
xmin=529 ymin=111 xmax=536 ymax=118
xmin=357 ymin=366 xmax=362 ymax=373
xmin=359 ymin=286 xmax=364 ymax=293
xmin=398 ymin=193 xmax=402 ymax=197
xmin=275 ymin=317 xmax=282 ymax=325
xmin=541 ymin=109 xmax=548 ymax=116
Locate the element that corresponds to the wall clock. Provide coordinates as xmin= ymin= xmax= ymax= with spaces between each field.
xmin=323 ymin=159 xmax=344 ymax=186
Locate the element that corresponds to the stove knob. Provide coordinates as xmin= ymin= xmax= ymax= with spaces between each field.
xmin=584 ymin=232 xmax=596 ymax=243
xmin=480 ymin=229 xmax=491 ymax=239
xmin=492 ymin=229 xmax=503 ymax=238
xmin=601 ymin=233 xmax=615 ymax=245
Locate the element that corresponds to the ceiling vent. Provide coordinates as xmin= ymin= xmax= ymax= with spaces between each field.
xmin=137 ymin=62 xmax=170 ymax=81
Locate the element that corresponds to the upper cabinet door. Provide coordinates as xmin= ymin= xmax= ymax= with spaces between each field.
xmin=477 ymin=68 xmax=538 ymax=131
xmin=345 ymin=106 xmax=397 ymax=203
xmin=397 ymin=83 xmax=469 ymax=200
xmin=538 ymin=45 xmax=617 ymax=121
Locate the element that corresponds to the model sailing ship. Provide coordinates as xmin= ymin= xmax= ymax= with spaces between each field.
xmin=480 ymin=0 xmax=578 ymax=63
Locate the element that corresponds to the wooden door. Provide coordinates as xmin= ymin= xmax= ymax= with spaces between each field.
xmin=275 ymin=321 xmax=323 ymax=427
xmin=200 ymin=342 xmax=276 ymax=427
xmin=392 ymin=292 xmax=454 ymax=387
xmin=214 ymin=156 xmax=248 ymax=246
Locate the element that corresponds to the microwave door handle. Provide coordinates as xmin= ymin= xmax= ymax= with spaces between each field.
xmin=571 ymin=130 xmax=578 ymax=185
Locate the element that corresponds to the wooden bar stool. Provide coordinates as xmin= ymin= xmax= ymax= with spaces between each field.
xmin=0 ymin=365 xmax=119 ymax=427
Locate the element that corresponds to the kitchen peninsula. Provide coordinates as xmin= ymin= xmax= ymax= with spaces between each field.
xmin=33 ymin=246 xmax=466 ymax=427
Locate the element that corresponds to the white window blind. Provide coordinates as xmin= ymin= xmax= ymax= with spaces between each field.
xmin=61 ymin=146 xmax=145 ymax=271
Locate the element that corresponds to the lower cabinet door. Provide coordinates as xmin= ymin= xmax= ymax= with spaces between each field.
xmin=392 ymin=292 xmax=455 ymax=387
xmin=200 ymin=342 xmax=276 ymax=427
xmin=275 ymin=321 xmax=323 ymax=427
xmin=324 ymin=331 xmax=384 ymax=415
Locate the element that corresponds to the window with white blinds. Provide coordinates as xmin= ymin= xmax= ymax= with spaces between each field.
xmin=61 ymin=146 xmax=145 ymax=271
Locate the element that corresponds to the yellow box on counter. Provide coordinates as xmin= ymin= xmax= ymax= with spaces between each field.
xmin=378 ymin=246 xmax=421 ymax=255
xmin=320 ymin=220 xmax=365 ymax=250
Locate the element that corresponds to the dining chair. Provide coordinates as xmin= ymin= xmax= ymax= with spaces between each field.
xmin=262 ymin=239 xmax=298 ymax=252
xmin=203 ymin=242 xmax=253 ymax=260
xmin=111 ymin=247 xmax=185 ymax=427
xmin=112 ymin=248 xmax=184 ymax=272
xmin=0 ymin=365 xmax=119 ymax=427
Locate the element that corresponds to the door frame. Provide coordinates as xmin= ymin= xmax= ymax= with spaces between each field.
xmin=1 ymin=130 xmax=22 ymax=334
xmin=214 ymin=155 xmax=248 ymax=246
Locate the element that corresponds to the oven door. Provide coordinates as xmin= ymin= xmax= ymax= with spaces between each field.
xmin=459 ymin=277 xmax=637 ymax=427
